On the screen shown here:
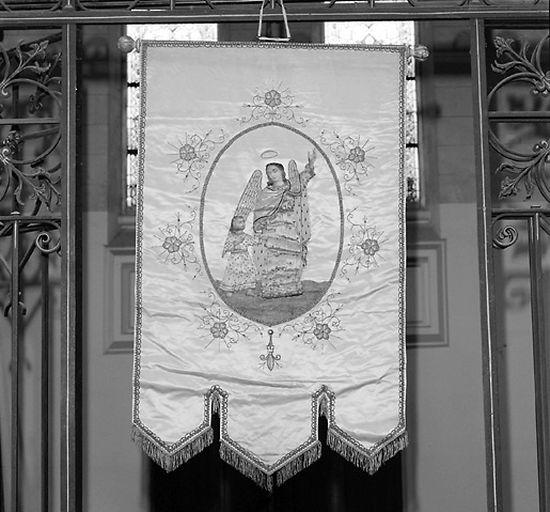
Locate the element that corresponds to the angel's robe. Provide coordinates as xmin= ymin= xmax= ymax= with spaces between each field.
xmin=252 ymin=167 xmax=314 ymax=298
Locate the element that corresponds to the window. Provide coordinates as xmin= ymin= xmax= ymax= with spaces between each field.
xmin=124 ymin=22 xmax=419 ymax=208
xmin=324 ymin=21 xmax=420 ymax=204
xmin=124 ymin=24 xmax=218 ymax=212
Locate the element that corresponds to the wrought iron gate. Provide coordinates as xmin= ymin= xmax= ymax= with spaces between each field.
xmin=477 ymin=23 xmax=550 ymax=512
xmin=0 ymin=4 xmax=547 ymax=512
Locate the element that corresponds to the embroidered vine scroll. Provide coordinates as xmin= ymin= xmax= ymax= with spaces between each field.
xmin=133 ymin=41 xmax=407 ymax=490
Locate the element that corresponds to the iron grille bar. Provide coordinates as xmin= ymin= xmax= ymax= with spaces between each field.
xmin=60 ymin=23 xmax=80 ymax=512
xmin=0 ymin=423 xmax=4 ymax=512
xmin=528 ymin=212 xmax=550 ymax=512
xmin=41 ymin=239 xmax=50 ymax=512
xmin=0 ymin=215 xmax=62 ymax=222
xmin=488 ymin=112 xmax=550 ymax=121
xmin=0 ymin=5 xmax=545 ymax=24
xmin=493 ymin=208 xmax=550 ymax=216
xmin=18 ymin=240 xmax=37 ymax=273
xmin=471 ymin=17 xmax=501 ymax=512
xmin=0 ymin=118 xmax=60 ymax=125
xmin=9 ymin=217 xmax=20 ymax=512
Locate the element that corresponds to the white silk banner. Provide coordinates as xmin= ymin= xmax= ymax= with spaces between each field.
xmin=133 ymin=40 xmax=407 ymax=490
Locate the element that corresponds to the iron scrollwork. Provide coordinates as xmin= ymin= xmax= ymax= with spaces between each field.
xmin=0 ymin=34 xmax=62 ymax=317
xmin=0 ymin=0 xmax=544 ymax=12
xmin=0 ymin=39 xmax=62 ymax=215
xmin=492 ymin=222 xmax=519 ymax=249
xmin=489 ymin=34 xmax=550 ymax=202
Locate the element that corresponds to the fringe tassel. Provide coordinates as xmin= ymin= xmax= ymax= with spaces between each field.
xmin=220 ymin=442 xmax=274 ymax=491
xmin=327 ymin=430 xmax=408 ymax=475
xmin=132 ymin=425 xmax=214 ymax=472
xmin=219 ymin=440 xmax=323 ymax=491
xmin=275 ymin=441 xmax=322 ymax=487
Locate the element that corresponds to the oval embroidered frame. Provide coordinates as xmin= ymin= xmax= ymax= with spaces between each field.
xmin=200 ymin=121 xmax=344 ymax=327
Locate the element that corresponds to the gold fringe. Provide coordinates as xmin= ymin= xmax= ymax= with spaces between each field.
xmin=219 ymin=440 xmax=322 ymax=491
xmin=219 ymin=442 xmax=273 ymax=491
xmin=275 ymin=441 xmax=322 ymax=487
xmin=131 ymin=424 xmax=214 ymax=472
xmin=327 ymin=429 xmax=408 ymax=474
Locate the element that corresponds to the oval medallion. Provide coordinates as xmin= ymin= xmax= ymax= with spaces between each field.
xmin=200 ymin=122 xmax=343 ymax=326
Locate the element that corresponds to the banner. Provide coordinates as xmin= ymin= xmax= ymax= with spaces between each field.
xmin=133 ymin=40 xmax=407 ymax=490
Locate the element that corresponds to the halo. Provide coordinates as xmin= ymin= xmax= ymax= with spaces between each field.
xmin=260 ymin=149 xmax=279 ymax=159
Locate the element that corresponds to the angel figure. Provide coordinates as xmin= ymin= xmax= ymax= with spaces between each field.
xmin=220 ymin=215 xmax=257 ymax=296
xmin=230 ymin=149 xmax=317 ymax=299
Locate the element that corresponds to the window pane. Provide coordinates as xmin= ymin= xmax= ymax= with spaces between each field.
xmin=325 ymin=21 xmax=420 ymax=204
xmin=124 ymin=24 xmax=217 ymax=210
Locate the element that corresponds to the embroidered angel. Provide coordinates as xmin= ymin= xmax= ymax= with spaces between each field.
xmin=220 ymin=215 xmax=257 ymax=296
xmin=231 ymin=149 xmax=317 ymax=299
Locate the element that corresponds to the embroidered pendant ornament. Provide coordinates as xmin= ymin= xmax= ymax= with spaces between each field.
xmin=132 ymin=40 xmax=407 ymax=490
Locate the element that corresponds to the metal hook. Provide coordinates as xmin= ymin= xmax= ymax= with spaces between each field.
xmin=257 ymin=0 xmax=291 ymax=43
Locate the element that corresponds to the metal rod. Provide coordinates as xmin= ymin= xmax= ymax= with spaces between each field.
xmin=0 ymin=418 xmax=4 ymax=512
xmin=41 ymin=239 xmax=50 ymax=512
xmin=60 ymin=23 xmax=80 ymax=512
xmin=0 ymin=118 xmax=60 ymax=126
xmin=0 ymin=4 xmax=545 ymax=24
xmin=471 ymin=17 xmax=502 ymax=512
xmin=493 ymin=207 xmax=550 ymax=217
xmin=0 ymin=215 xmax=62 ymax=222
xmin=10 ymin=217 xmax=20 ymax=512
xmin=488 ymin=111 xmax=550 ymax=121
xmin=528 ymin=212 xmax=550 ymax=512
xmin=18 ymin=241 xmax=37 ymax=273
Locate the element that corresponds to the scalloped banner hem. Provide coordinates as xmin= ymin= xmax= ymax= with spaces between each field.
xmin=220 ymin=439 xmax=323 ymax=491
xmin=131 ymin=424 xmax=214 ymax=472
xmin=132 ymin=422 xmax=407 ymax=490
xmin=327 ymin=429 xmax=408 ymax=474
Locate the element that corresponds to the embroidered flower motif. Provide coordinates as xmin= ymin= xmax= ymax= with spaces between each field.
xmin=210 ymin=321 xmax=229 ymax=339
xmin=179 ymin=143 xmax=197 ymax=162
xmin=282 ymin=294 xmax=343 ymax=350
xmin=162 ymin=235 xmax=183 ymax=254
xmin=154 ymin=208 xmax=201 ymax=277
xmin=168 ymin=130 xmax=225 ymax=193
xmin=320 ymin=131 xmax=374 ymax=195
xmin=199 ymin=292 xmax=262 ymax=351
xmin=341 ymin=209 xmax=386 ymax=281
xmin=239 ymin=85 xmax=307 ymax=125
xmin=347 ymin=146 xmax=366 ymax=164
xmin=264 ymin=89 xmax=282 ymax=107
xmin=313 ymin=323 xmax=331 ymax=341
xmin=360 ymin=238 xmax=380 ymax=257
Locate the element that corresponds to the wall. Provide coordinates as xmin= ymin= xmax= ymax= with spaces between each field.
xmin=80 ymin=25 xmax=148 ymax=512
xmin=404 ymin=21 xmax=489 ymax=511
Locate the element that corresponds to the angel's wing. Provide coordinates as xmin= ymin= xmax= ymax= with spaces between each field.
xmin=234 ymin=169 xmax=262 ymax=219
xmin=222 ymin=170 xmax=262 ymax=258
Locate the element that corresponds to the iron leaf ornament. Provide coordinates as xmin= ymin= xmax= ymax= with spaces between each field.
xmin=0 ymin=40 xmax=62 ymax=213
xmin=489 ymin=34 xmax=550 ymax=202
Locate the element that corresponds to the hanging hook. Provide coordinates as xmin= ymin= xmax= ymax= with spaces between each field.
xmin=257 ymin=0 xmax=291 ymax=43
